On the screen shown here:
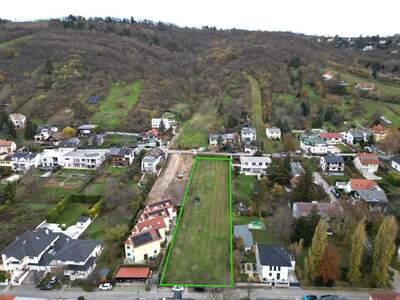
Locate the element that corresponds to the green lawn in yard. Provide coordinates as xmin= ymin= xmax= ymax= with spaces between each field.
xmin=55 ymin=203 xmax=91 ymax=227
xmin=82 ymin=182 xmax=106 ymax=195
xmin=90 ymin=81 xmax=142 ymax=129
xmin=161 ymin=158 xmax=232 ymax=286
xmin=251 ymin=228 xmax=276 ymax=245
xmin=233 ymin=174 xmax=257 ymax=206
xmin=103 ymin=134 xmax=138 ymax=148
xmin=82 ymin=216 xmax=108 ymax=240
xmin=103 ymin=165 xmax=128 ymax=175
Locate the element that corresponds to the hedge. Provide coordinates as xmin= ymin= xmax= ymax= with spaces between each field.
xmin=46 ymin=197 xmax=72 ymax=222
xmin=87 ymin=198 xmax=104 ymax=218
xmin=70 ymin=194 xmax=101 ymax=204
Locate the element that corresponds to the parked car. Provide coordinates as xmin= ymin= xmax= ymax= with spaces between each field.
xmin=320 ymin=295 xmax=341 ymax=300
xmin=193 ymin=287 xmax=206 ymax=292
xmin=99 ymin=283 xmax=113 ymax=290
xmin=330 ymin=188 xmax=340 ymax=198
xmin=39 ymin=283 xmax=53 ymax=290
xmin=303 ymin=296 xmax=318 ymax=300
xmin=49 ymin=276 xmax=58 ymax=284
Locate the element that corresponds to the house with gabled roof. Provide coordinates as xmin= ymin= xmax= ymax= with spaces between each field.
xmin=320 ymin=155 xmax=345 ymax=174
xmin=255 ymin=244 xmax=296 ymax=287
xmin=1 ymin=228 xmax=102 ymax=284
xmin=0 ymin=140 xmax=16 ymax=154
xmin=141 ymin=148 xmax=165 ymax=173
xmin=354 ymin=153 xmax=379 ymax=175
xmin=391 ymin=155 xmax=400 ymax=173
xmin=108 ymin=147 xmax=134 ymax=167
xmin=8 ymin=113 xmax=26 ymax=129
xmin=124 ymin=229 xmax=162 ymax=263
xmin=299 ymin=135 xmax=328 ymax=155
xmin=319 ymin=132 xmax=342 ymax=144
xmin=345 ymin=179 xmax=388 ymax=211
xmin=10 ymin=152 xmax=41 ymax=173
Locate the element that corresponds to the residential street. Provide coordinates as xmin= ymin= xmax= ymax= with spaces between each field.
xmin=0 ymin=284 xmax=373 ymax=300
xmin=313 ymin=172 xmax=337 ymax=202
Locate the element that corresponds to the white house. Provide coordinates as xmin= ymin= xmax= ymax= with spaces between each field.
xmin=255 ymin=244 xmax=296 ymax=287
xmin=61 ymin=149 xmax=108 ymax=170
xmin=320 ymin=155 xmax=345 ymax=174
xmin=391 ymin=155 xmax=400 ymax=173
xmin=1 ymin=228 xmax=102 ymax=284
xmin=10 ymin=152 xmax=41 ymax=173
xmin=208 ymin=133 xmax=236 ymax=146
xmin=233 ymin=156 xmax=271 ymax=178
xmin=9 ymin=113 xmax=26 ymax=129
xmin=141 ymin=148 xmax=165 ymax=173
xmin=77 ymin=124 xmax=98 ymax=137
xmin=266 ymin=128 xmax=281 ymax=140
xmin=322 ymin=71 xmax=334 ymax=81
xmin=151 ymin=118 xmax=177 ymax=131
xmin=124 ymin=229 xmax=162 ymax=263
xmin=41 ymin=148 xmax=74 ymax=169
xmin=241 ymin=126 xmax=257 ymax=143
xmin=299 ymin=136 xmax=328 ymax=155
xmin=354 ymin=153 xmax=379 ymax=175
xmin=319 ymin=133 xmax=342 ymax=144
xmin=343 ymin=130 xmax=372 ymax=145
xmin=0 ymin=140 xmax=17 ymax=154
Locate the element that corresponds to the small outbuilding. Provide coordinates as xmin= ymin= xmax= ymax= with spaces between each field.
xmin=115 ymin=266 xmax=151 ymax=282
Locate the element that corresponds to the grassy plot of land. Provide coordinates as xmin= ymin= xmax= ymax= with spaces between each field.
xmin=161 ymin=157 xmax=232 ymax=286
xmin=174 ymin=112 xmax=216 ymax=149
xmin=90 ymin=81 xmax=142 ymax=129
xmin=247 ymin=75 xmax=281 ymax=153
xmin=55 ymin=203 xmax=91 ymax=227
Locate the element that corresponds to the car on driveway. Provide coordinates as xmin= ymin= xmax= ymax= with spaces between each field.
xmin=39 ymin=283 xmax=53 ymax=290
xmin=49 ymin=276 xmax=58 ymax=284
xmin=330 ymin=188 xmax=340 ymax=198
xmin=99 ymin=283 xmax=113 ymax=290
xmin=303 ymin=296 xmax=318 ymax=300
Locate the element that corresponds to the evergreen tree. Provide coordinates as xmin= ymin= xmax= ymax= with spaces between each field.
xmin=347 ymin=219 xmax=366 ymax=285
xmin=304 ymin=218 xmax=328 ymax=282
xmin=371 ymin=216 xmax=398 ymax=287
xmin=24 ymin=120 xmax=37 ymax=140
xmin=292 ymin=165 xmax=314 ymax=202
xmin=267 ymin=158 xmax=290 ymax=185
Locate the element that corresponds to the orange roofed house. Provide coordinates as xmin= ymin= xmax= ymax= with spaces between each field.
xmin=0 ymin=140 xmax=16 ymax=155
xmin=354 ymin=153 xmax=379 ymax=174
xmin=370 ymin=124 xmax=387 ymax=141
xmin=345 ymin=179 xmax=388 ymax=211
xmin=370 ymin=293 xmax=400 ymax=300
xmin=125 ymin=200 xmax=176 ymax=263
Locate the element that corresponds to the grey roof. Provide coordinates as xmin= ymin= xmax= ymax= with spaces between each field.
xmin=257 ymin=244 xmax=292 ymax=267
xmin=109 ymin=147 xmax=133 ymax=156
xmin=290 ymin=162 xmax=304 ymax=177
xmin=391 ymin=155 xmax=400 ymax=164
xmin=78 ymin=124 xmax=98 ymax=130
xmin=267 ymin=127 xmax=281 ymax=133
xmin=234 ymin=225 xmax=254 ymax=249
xmin=54 ymin=239 xmax=101 ymax=262
xmin=241 ymin=127 xmax=256 ymax=135
xmin=2 ymin=228 xmax=59 ymax=260
xmin=356 ymin=189 xmax=388 ymax=204
xmin=12 ymin=152 xmax=39 ymax=160
xmin=143 ymin=148 xmax=164 ymax=162
xmin=59 ymin=137 xmax=81 ymax=148
xmin=323 ymin=155 xmax=344 ymax=164
xmin=77 ymin=216 xmax=90 ymax=223
xmin=66 ymin=256 xmax=96 ymax=271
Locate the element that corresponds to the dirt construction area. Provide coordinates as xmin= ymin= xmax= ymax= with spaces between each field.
xmin=147 ymin=153 xmax=193 ymax=205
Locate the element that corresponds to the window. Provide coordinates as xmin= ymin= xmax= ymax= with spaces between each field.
xmin=277 ymin=273 xmax=280 ymax=280
xmin=269 ymin=273 xmax=272 ymax=277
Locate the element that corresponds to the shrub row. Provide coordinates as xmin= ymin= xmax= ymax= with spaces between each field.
xmin=46 ymin=197 xmax=72 ymax=222
xmin=87 ymin=198 xmax=104 ymax=218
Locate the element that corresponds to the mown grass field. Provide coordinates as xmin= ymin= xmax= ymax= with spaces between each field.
xmin=161 ymin=158 xmax=232 ymax=286
xmin=55 ymin=203 xmax=91 ymax=227
xmin=90 ymin=81 xmax=142 ymax=129
xmin=247 ymin=75 xmax=281 ymax=153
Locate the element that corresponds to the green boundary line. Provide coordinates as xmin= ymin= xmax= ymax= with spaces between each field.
xmin=159 ymin=155 xmax=234 ymax=288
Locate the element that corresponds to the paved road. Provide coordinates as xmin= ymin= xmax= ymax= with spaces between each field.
xmin=0 ymin=284 xmax=373 ymax=300
xmin=313 ymin=172 xmax=337 ymax=202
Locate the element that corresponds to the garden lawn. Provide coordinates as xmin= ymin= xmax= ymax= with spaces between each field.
xmin=234 ymin=175 xmax=257 ymax=206
xmin=55 ymin=203 xmax=91 ymax=227
xmin=161 ymin=158 xmax=232 ymax=286
xmin=90 ymin=81 xmax=142 ymax=129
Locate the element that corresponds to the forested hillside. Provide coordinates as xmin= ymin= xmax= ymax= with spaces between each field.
xmin=0 ymin=17 xmax=399 ymax=140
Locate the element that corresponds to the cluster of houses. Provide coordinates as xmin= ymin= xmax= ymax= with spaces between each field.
xmin=321 ymin=71 xmax=376 ymax=92
xmin=124 ymin=199 xmax=176 ymax=263
xmin=1 ymin=217 xmax=102 ymax=285
xmin=0 ymin=114 xmax=177 ymax=177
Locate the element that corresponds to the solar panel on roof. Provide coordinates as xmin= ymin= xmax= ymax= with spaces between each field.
xmin=132 ymin=232 xmax=152 ymax=246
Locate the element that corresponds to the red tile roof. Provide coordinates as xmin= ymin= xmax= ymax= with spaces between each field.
xmin=134 ymin=216 xmax=166 ymax=233
xmin=115 ymin=267 xmax=151 ymax=279
xmin=0 ymin=140 xmax=13 ymax=147
xmin=319 ymin=132 xmax=342 ymax=139
xmin=370 ymin=124 xmax=385 ymax=133
xmin=0 ymin=296 xmax=15 ymax=300
xmin=350 ymin=178 xmax=377 ymax=190
xmin=370 ymin=293 xmax=400 ymax=300
xmin=358 ymin=153 xmax=379 ymax=165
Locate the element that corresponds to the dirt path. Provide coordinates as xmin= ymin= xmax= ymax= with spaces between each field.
xmin=147 ymin=153 xmax=193 ymax=205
